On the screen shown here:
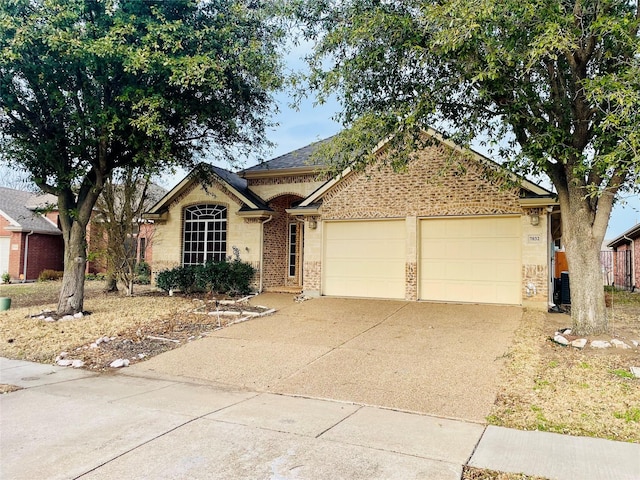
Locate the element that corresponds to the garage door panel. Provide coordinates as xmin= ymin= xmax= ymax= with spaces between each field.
xmin=419 ymin=217 xmax=521 ymax=305
xmin=324 ymin=220 xmax=405 ymax=299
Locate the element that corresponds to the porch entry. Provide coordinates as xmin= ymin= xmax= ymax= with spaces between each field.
xmin=262 ymin=194 xmax=304 ymax=292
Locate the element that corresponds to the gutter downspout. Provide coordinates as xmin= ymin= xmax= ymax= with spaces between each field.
xmin=22 ymin=230 xmax=34 ymax=283
xmin=623 ymin=234 xmax=636 ymax=290
xmin=259 ymin=216 xmax=273 ymax=293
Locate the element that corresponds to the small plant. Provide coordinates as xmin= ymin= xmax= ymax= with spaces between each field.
xmin=37 ymin=270 xmax=64 ymax=281
xmin=610 ymin=368 xmax=635 ymax=379
xmin=1 ymin=272 xmax=10 ymax=284
xmin=155 ymin=257 xmax=256 ymax=296
xmin=613 ymin=407 xmax=640 ymax=423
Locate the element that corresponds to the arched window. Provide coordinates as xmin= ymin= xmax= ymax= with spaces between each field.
xmin=182 ymin=204 xmax=227 ymax=265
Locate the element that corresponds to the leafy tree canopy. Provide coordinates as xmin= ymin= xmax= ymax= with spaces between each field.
xmin=0 ymin=0 xmax=283 ymax=198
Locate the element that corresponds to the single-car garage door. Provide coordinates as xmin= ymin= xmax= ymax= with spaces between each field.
xmin=419 ymin=216 xmax=521 ymax=304
xmin=323 ymin=220 xmax=405 ymax=299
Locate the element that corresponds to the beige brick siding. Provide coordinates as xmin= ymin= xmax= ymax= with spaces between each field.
xmin=248 ymin=174 xmax=327 ymax=203
xmin=321 ymin=145 xmax=522 ymax=220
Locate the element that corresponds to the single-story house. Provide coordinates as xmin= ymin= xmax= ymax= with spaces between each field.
xmin=146 ymin=130 xmax=560 ymax=307
xmin=0 ymin=187 xmax=64 ymax=281
xmin=607 ymin=223 xmax=639 ymax=291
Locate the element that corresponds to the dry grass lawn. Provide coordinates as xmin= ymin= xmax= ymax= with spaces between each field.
xmin=488 ymin=290 xmax=640 ymax=443
xmin=0 ymin=281 xmax=249 ymax=368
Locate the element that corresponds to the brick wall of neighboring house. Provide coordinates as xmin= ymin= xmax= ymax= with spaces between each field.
xmin=0 ymin=216 xmax=62 ymax=281
xmin=613 ymin=243 xmax=638 ymax=289
xmin=262 ymin=194 xmax=303 ymax=289
xmin=19 ymin=233 xmax=64 ymax=280
xmin=314 ymin=144 xmax=549 ymax=303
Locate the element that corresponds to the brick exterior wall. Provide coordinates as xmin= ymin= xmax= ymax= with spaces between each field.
xmin=0 ymin=215 xmax=63 ymax=281
xmin=321 ymin=145 xmax=522 ymax=219
xmin=262 ymin=194 xmax=303 ymax=288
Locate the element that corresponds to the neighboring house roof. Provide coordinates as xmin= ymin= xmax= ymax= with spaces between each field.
xmin=0 ymin=187 xmax=61 ymax=235
xmin=241 ymin=137 xmax=333 ymax=176
xmin=607 ymin=223 xmax=640 ymax=249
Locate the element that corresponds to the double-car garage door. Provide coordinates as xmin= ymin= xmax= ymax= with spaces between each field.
xmin=323 ymin=217 xmax=522 ymax=304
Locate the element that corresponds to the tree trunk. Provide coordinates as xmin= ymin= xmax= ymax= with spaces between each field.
xmin=57 ymin=223 xmax=88 ymax=315
xmin=104 ymin=273 xmax=118 ymax=293
xmin=558 ymin=188 xmax=608 ymax=335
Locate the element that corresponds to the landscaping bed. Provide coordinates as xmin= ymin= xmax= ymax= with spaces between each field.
xmin=0 ymin=281 xmax=272 ymax=371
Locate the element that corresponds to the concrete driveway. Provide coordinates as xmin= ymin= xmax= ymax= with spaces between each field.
xmin=130 ymin=295 xmax=522 ymax=422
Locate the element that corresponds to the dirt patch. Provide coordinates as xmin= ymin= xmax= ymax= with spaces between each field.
xmin=488 ymin=297 xmax=640 ymax=443
xmin=462 ymin=466 xmax=548 ymax=480
xmin=0 ymin=384 xmax=23 ymax=394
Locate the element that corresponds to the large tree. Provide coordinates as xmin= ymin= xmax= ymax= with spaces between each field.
xmin=0 ymin=0 xmax=283 ymax=315
xmin=288 ymin=0 xmax=640 ymax=334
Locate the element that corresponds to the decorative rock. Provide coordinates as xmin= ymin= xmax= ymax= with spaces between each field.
xmin=73 ymin=312 xmax=83 ymax=318
xmin=44 ymin=317 xmax=55 ymax=322
xmin=109 ymin=358 xmax=129 ymax=368
xmin=571 ymin=338 xmax=587 ymax=349
xmin=553 ymin=335 xmax=569 ymax=346
xmin=71 ymin=359 xmax=84 ymax=368
xmin=56 ymin=359 xmax=73 ymax=367
xmin=631 ymin=367 xmax=640 ymax=379
xmin=632 ymin=341 xmax=639 ymax=348
xmin=59 ymin=352 xmax=68 ymax=359
xmin=60 ymin=315 xmax=75 ymax=321
xmin=591 ymin=340 xmax=612 ymax=349
xmin=611 ymin=339 xmax=631 ymax=349
xmin=89 ymin=343 xmax=98 ymax=349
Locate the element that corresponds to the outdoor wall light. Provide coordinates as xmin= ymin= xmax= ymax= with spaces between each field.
xmin=530 ymin=213 xmax=540 ymax=226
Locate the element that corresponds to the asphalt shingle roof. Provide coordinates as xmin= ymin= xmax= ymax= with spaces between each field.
xmin=242 ymin=137 xmax=334 ymax=173
xmin=0 ymin=187 xmax=60 ymax=234
xmin=210 ymin=165 xmax=270 ymax=210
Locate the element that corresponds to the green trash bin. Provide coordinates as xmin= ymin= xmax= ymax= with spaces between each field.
xmin=0 ymin=297 xmax=11 ymax=311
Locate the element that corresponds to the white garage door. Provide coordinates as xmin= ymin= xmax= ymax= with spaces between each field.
xmin=0 ymin=237 xmax=9 ymax=276
xmin=419 ymin=216 xmax=521 ymax=304
xmin=323 ymin=220 xmax=405 ymax=299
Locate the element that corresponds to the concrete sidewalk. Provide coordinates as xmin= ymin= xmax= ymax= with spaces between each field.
xmin=1 ymin=358 xmax=639 ymax=480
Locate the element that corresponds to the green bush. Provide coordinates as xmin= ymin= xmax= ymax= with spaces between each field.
xmin=134 ymin=261 xmax=151 ymax=285
xmin=38 ymin=270 xmax=64 ymax=281
xmin=155 ymin=259 xmax=255 ymax=296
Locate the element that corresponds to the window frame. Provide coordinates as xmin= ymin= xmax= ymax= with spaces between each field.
xmin=182 ymin=204 xmax=227 ymax=266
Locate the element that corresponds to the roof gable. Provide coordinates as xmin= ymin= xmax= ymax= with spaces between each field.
xmin=146 ymin=164 xmax=270 ymax=217
xmin=298 ymin=129 xmax=555 ymax=208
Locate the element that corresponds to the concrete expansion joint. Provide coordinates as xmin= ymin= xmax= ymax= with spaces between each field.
xmin=314 ymin=405 xmax=364 ymax=439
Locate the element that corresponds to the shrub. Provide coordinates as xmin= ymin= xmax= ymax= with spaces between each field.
xmin=134 ymin=261 xmax=151 ymax=285
xmin=1 ymin=272 xmax=10 ymax=284
xmin=38 ymin=270 xmax=64 ymax=281
xmin=155 ymin=259 xmax=255 ymax=296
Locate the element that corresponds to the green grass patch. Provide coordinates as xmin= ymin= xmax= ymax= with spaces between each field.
xmin=610 ymin=369 xmax=635 ymax=379
xmin=613 ymin=408 xmax=640 ymax=423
